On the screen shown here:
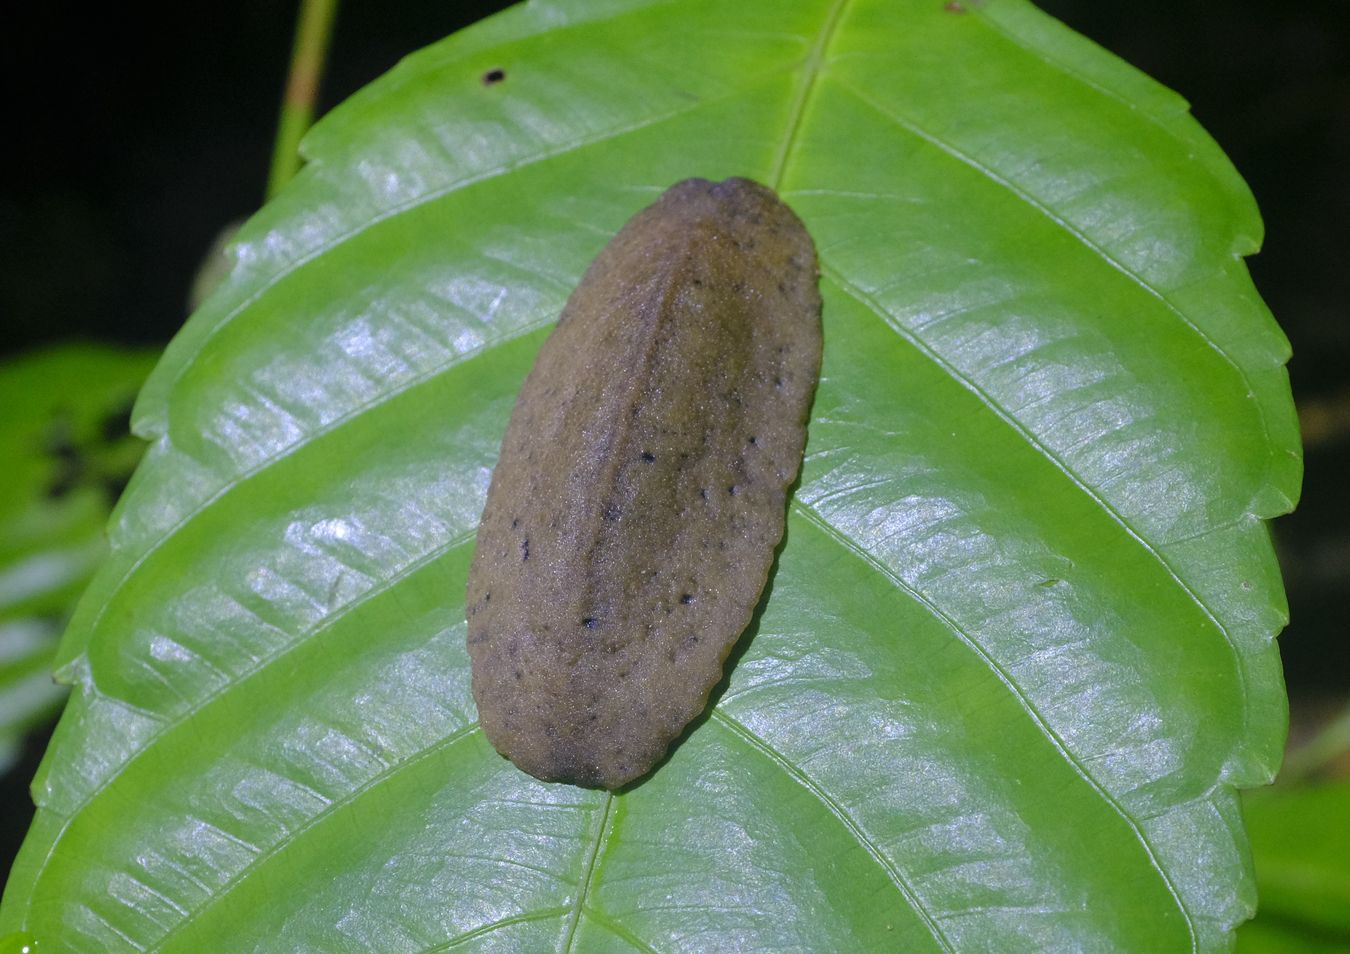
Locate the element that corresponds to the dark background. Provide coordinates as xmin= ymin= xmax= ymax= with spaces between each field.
xmin=2 ymin=0 xmax=1346 ymax=873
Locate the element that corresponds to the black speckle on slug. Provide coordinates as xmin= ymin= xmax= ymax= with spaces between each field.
xmin=465 ymin=177 xmax=822 ymax=790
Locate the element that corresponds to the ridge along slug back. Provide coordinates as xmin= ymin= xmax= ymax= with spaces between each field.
xmin=466 ymin=177 xmax=822 ymax=789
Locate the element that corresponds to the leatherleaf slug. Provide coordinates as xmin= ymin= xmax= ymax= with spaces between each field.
xmin=465 ymin=177 xmax=822 ymax=789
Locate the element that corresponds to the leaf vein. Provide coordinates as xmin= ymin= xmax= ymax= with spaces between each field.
xmin=768 ymin=0 xmax=851 ymax=190
xmin=164 ymin=61 xmax=804 ymax=414
xmin=788 ymin=502 xmax=1198 ymax=953
xmin=559 ymin=793 xmax=614 ymax=954
xmin=168 ymin=728 xmax=483 ymax=944
xmin=832 ymin=78 xmax=1271 ymax=453
xmin=86 ymin=55 xmax=811 ymax=660
xmin=83 ymin=314 xmax=552 ymax=650
xmin=822 ymin=265 xmax=1248 ymax=743
xmin=149 ymin=723 xmax=483 ymax=952
xmin=152 ymin=728 xmax=483 ymax=949
xmin=711 ymin=708 xmax=956 ymax=953
xmin=582 ymin=909 xmax=663 ymax=954
xmin=964 ymin=7 xmax=1191 ymax=145
xmin=423 ymin=907 xmax=571 ymax=953
xmin=22 ymin=530 xmax=479 ymax=929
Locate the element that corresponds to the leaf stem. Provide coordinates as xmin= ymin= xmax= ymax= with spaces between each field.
xmin=266 ymin=0 xmax=340 ymax=199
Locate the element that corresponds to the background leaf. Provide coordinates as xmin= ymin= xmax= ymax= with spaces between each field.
xmin=0 ymin=346 xmax=154 ymax=774
xmin=0 ymin=0 xmax=1299 ymax=950
xmin=1238 ymin=782 xmax=1350 ymax=952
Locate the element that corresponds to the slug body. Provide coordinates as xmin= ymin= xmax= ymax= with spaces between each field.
xmin=465 ymin=177 xmax=821 ymax=789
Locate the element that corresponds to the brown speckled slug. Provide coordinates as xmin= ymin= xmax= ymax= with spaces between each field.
xmin=465 ymin=177 xmax=822 ymax=789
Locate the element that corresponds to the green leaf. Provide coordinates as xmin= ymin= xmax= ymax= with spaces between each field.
xmin=1237 ymin=782 xmax=1350 ymax=951
xmin=1239 ymin=922 xmax=1350 ymax=954
xmin=0 ymin=1 xmax=1300 ymax=950
xmin=0 ymin=345 xmax=155 ymax=773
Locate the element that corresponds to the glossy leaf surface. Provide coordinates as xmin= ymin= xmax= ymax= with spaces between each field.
xmin=0 ymin=1 xmax=1299 ymax=950
xmin=0 ymin=346 xmax=154 ymax=774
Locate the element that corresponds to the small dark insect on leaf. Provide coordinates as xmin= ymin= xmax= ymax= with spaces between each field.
xmin=465 ymin=178 xmax=821 ymax=789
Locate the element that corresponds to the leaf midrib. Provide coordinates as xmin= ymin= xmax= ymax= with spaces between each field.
xmin=25 ymin=2 xmax=1266 ymax=948
xmin=768 ymin=0 xmax=850 ymax=190
xmin=154 ymin=705 xmax=955 ymax=953
xmin=560 ymin=793 xmax=613 ymax=954
xmin=88 ymin=0 xmax=1259 ymax=690
xmin=79 ymin=60 xmax=807 ymax=664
